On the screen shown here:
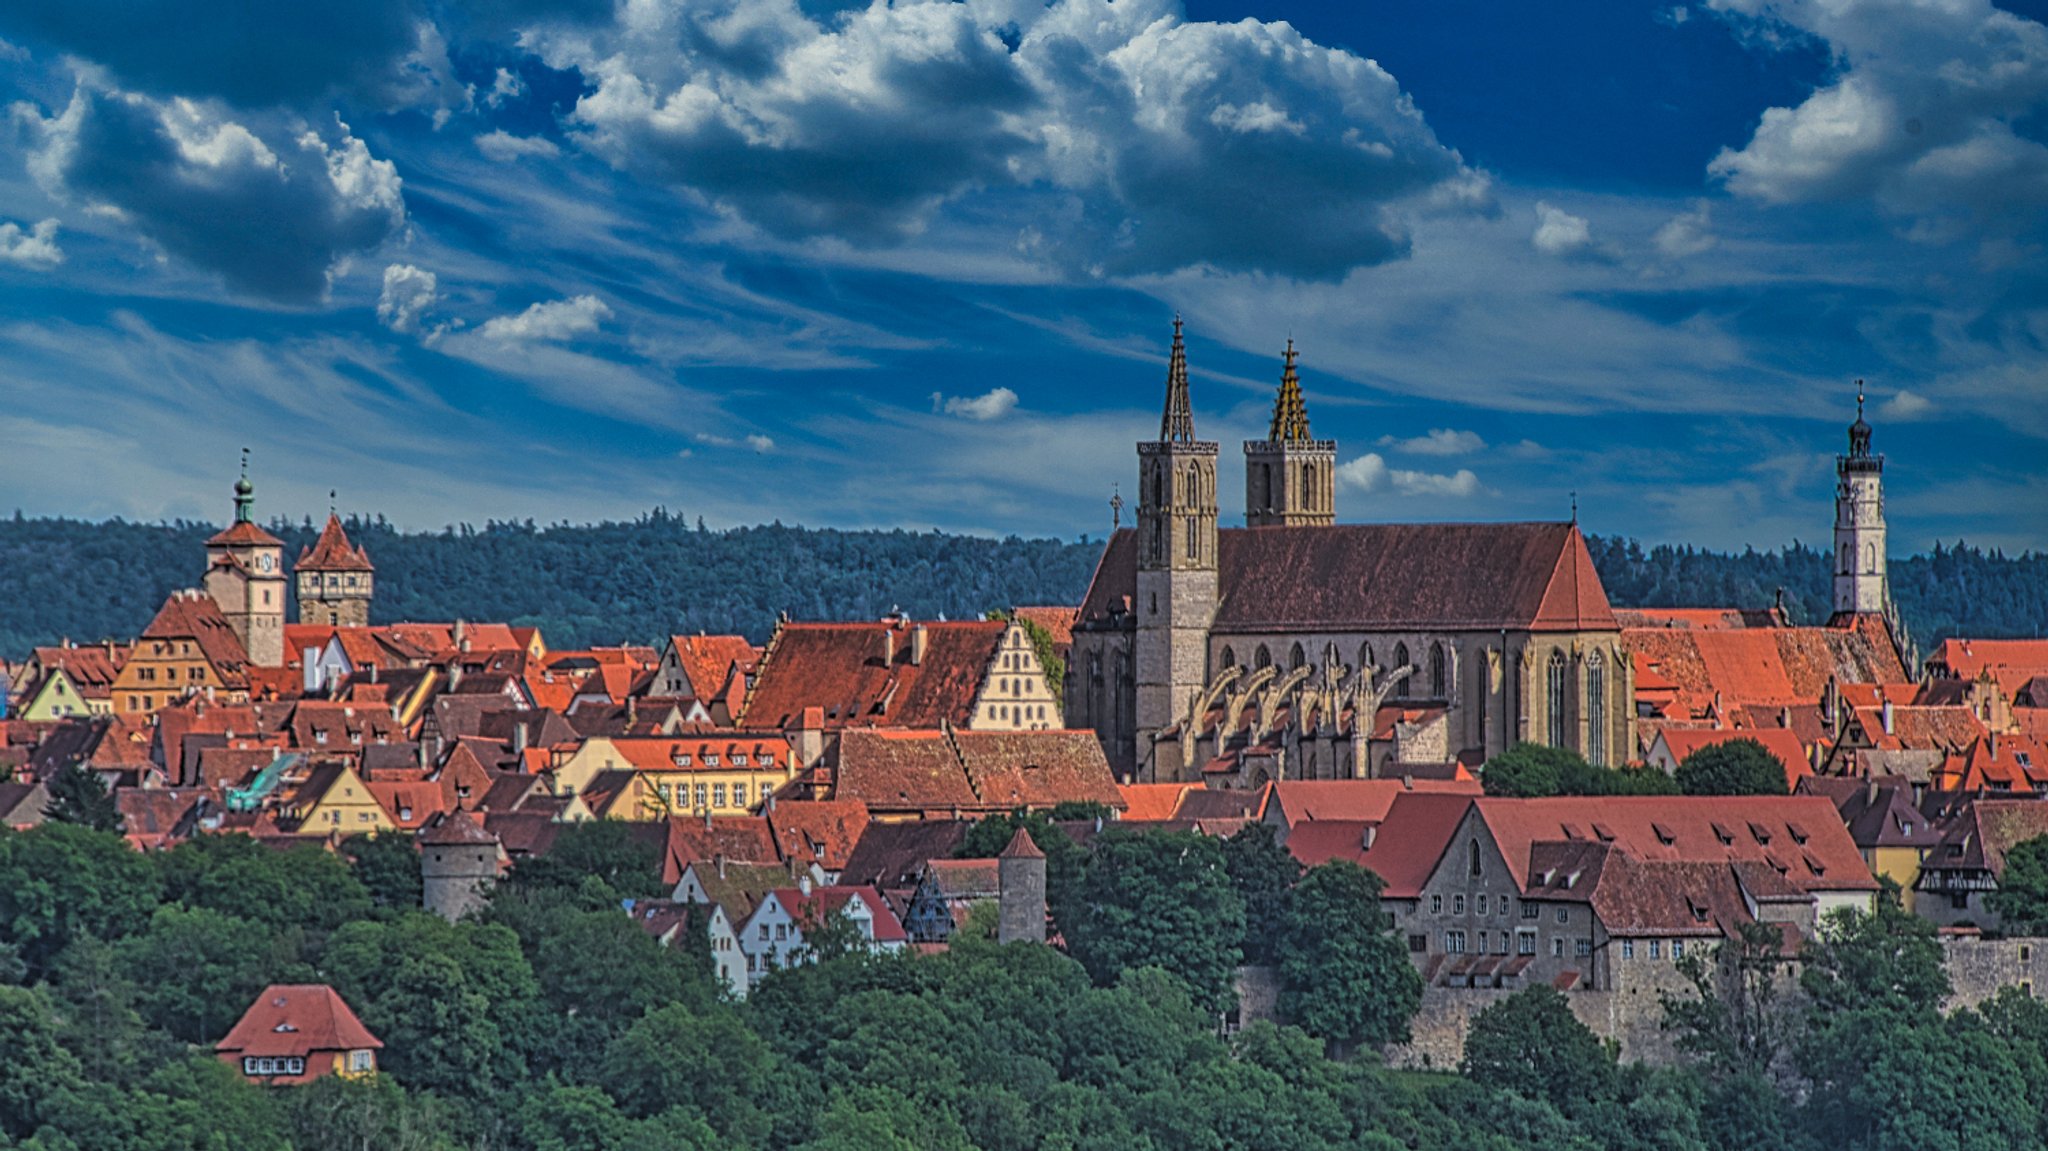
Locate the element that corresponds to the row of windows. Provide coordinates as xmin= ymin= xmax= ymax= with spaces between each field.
xmin=242 ymin=1057 xmax=306 ymax=1076
xmin=1617 ymin=939 xmax=1687 ymax=961
xmin=656 ymin=781 xmax=768 ymax=809
xmin=993 ymin=704 xmax=1049 ymax=723
xmin=1429 ymin=892 xmax=1564 ymax=924
xmin=665 ymin=752 xmax=758 ymax=768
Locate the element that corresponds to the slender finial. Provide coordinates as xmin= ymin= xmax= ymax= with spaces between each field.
xmin=1110 ymin=484 xmax=1124 ymax=531
xmin=1856 ymin=378 xmax=1865 ymax=418
xmin=1569 ymin=491 xmax=1578 ymax=524
xmin=232 ymin=448 xmax=255 ymax=524
xmin=1160 ymin=315 xmax=1196 ymax=443
xmin=329 ymin=489 xmax=338 ymax=518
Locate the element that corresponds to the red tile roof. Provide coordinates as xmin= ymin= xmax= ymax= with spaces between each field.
xmin=604 ymin=734 xmax=792 ymax=774
xmin=667 ymin=635 xmax=761 ymax=700
xmin=141 ymin=591 xmax=251 ymax=689
xmin=1079 ymin=522 xmax=1617 ymax=633
xmin=766 ymin=800 xmax=871 ymax=871
xmin=1268 ymin=778 xmax=1483 ymax=826
xmin=769 ymin=884 xmax=908 ymax=943
xmin=1010 ymin=606 xmax=1078 ymax=650
xmin=1931 ymin=639 xmax=2048 ymax=683
xmin=741 ymin=620 xmax=1005 ymax=730
xmin=295 ymin=515 xmax=374 ymax=572
xmin=1654 ymin=728 xmax=1813 ymax=789
xmin=1117 ymin=783 xmax=1200 ymax=822
xmin=1623 ymin=615 xmax=1907 ymax=720
xmin=216 ymin=984 xmax=380 ymax=1061
xmin=833 ymin=728 xmax=1123 ymax=815
xmin=25 ymin=645 xmax=125 ymax=699
xmin=206 ymin=521 xmax=283 ymax=548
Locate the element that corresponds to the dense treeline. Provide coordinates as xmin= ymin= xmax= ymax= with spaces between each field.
xmin=3 ymin=813 xmax=2046 ymax=1150
xmin=1 ymin=511 xmax=2041 ymax=660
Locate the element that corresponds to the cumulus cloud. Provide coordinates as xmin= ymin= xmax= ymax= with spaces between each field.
xmin=478 ymin=295 xmax=611 ymax=342
xmin=694 ymin=431 xmax=775 ymax=453
xmin=936 ymin=386 xmax=1019 ymax=420
xmin=1338 ymin=452 xmax=1480 ymax=497
xmin=476 ymin=129 xmax=560 ymax=162
xmin=19 ymin=84 xmax=404 ymax=301
xmin=1531 ymin=202 xmax=1592 ymax=256
xmin=0 ymin=218 xmax=63 ymax=268
xmin=537 ymin=0 xmax=1482 ymax=279
xmin=377 ymin=264 xmax=438 ymax=334
xmin=1653 ymin=200 xmax=1716 ymax=257
xmin=1708 ymin=0 xmax=2048 ymax=231
xmin=1377 ymin=427 xmax=1484 ymax=455
xmin=745 ymin=433 xmax=774 ymax=453
xmin=1881 ymin=389 xmax=1935 ymax=420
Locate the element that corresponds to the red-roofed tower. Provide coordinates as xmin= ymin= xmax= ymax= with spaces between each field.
xmin=1135 ymin=317 xmax=1219 ymax=781
xmin=296 ymin=512 xmax=376 ymax=627
xmin=202 ymin=452 xmax=286 ymax=668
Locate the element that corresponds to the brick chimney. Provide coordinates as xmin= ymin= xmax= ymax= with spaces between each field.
xmin=910 ymin=623 xmax=929 ymax=666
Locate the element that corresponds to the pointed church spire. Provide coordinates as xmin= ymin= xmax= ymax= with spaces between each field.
xmin=1268 ymin=339 xmax=1312 ymax=442
xmin=1160 ymin=316 xmax=1196 ymax=443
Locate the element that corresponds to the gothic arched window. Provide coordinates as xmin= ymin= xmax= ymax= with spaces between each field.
xmin=1255 ymin=645 xmax=1272 ymax=671
xmin=1866 ymin=543 xmax=1877 ymax=573
xmin=1586 ymin=652 xmax=1607 ymax=767
xmin=1429 ymin=642 xmax=1447 ymax=700
xmin=1289 ymin=642 xmax=1305 ymax=670
xmin=1393 ymin=643 xmax=1411 ymax=697
xmin=1468 ymin=839 xmax=1482 ymax=878
xmin=1547 ymin=650 xmax=1569 ymax=749
xmin=1221 ymin=646 xmax=1237 ymax=670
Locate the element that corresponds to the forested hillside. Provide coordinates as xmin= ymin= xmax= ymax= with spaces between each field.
xmin=0 ymin=511 xmax=2041 ymax=659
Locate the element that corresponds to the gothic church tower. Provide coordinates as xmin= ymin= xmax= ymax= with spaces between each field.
xmin=201 ymin=454 xmax=287 ymax=667
xmin=1833 ymin=382 xmax=1888 ymax=617
xmin=1244 ymin=340 xmax=1336 ymax=528
xmin=1135 ymin=318 xmax=1218 ymax=773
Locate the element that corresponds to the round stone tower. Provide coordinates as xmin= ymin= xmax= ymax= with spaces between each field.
xmin=419 ymin=809 xmax=501 ymax=922
xmin=997 ymin=826 xmax=1047 ymax=945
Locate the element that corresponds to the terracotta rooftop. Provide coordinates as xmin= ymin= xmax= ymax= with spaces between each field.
xmin=1654 ymin=728 xmax=1813 ymax=789
xmin=295 ymin=515 xmax=374 ymax=573
xmin=24 ymin=645 xmax=125 ymax=698
xmin=1623 ymin=613 xmax=1906 ymax=718
xmin=1010 ymin=606 xmax=1078 ymax=650
xmin=766 ymin=884 xmax=908 ymax=943
xmin=1267 ymin=777 xmax=1482 ymax=827
xmin=206 ymin=520 xmax=283 ymax=549
xmin=766 ymin=800 xmax=872 ymax=871
xmin=141 ymin=591 xmax=251 ymax=688
xmin=1078 ymin=522 xmax=1617 ymax=634
xmin=741 ymin=620 xmax=1006 ymax=730
xmin=666 ymin=635 xmax=761 ymax=700
xmin=216 ymin=984 xmax=380 ymax=1060
xmin=840 ymin=819 xmax=974 ymax=891
xmin=832 ymin=728 xmax=1123 ymax=815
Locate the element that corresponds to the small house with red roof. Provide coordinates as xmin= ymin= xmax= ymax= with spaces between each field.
xmin=737 ymin=878 xmax=906 ymax=981
xmin=216 ymin=984 xmax=382 ymax=1084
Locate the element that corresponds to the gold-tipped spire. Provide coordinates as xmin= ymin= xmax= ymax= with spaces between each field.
xmin=1268 ymin=339 xmax=1312 ymax=443
xmin=1160 ymin=316 xmax=1196 ymax=443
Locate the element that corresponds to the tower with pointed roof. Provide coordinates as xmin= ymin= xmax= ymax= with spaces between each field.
xmin=202 ymin=453 xmax=287 ymax=667
xmin=296 ymin=511 xmax=376 ymax=627
xmin=1833 ymin=382 xmax=1888 ymax=618
xmin=1134 ymin=318 xmax=1219 ymax=775
xmin=1244 ymin=340 xmax=1337 ymax=528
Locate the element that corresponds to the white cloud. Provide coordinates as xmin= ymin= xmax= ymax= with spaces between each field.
xmin=476 ymin=130 xmax=560 ymax=162
xmin=376 ymin=264 xmax=438 ymax=334
xmin=745 ymin=434 xmax=775 ymax=453
xmin=1334 ymin=451 xmax=1477 ymax=497
xmin=1531 ymin=201 xmax=1593 ymax=256
xmin=1377 ymin=427 xmax=1485 ymax=455
xmin=1881 ymin=389 xmax=1934 ymax=420
xmin=0 ymin=218 xmax=62 ymax=269
xmin=695 ymin=431 xmax=776 ymax=453
xmin=937 ymin=386 xmax=1019 ymax=420
xmin=537 ymin=0 xmax=1482 ymax=278
xmin=484 ymin=67 xmax=525 ymax=109
xmin=1653 ymin=200 xmax=1716 ymax=258
xmin=1708 ymin=0 xmax=2048 ymax=232
xmin=19 ymin=83 xmax=403 ymax=301
xmin=478 ymin=295 xmax=611 ymax=342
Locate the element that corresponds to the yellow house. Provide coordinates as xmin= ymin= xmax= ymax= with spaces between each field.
xmin=281 ymin=763 xmax=395 ymax=836
xmin=112 ymin=591 xmax=251 ymax=715
xmin=558 ymin=734 xmax=795 ymax=820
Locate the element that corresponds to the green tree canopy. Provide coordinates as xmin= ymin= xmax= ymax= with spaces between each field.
xmin=1675 ymin=739 xmax=1790 ymax=796
xmin=1482 ymin=742 xmax=1679 ymax=798
xmin=0 ymin=822 xmax=161 ymax=975
xmin=1220 ymin=822 xmax=1301 ymax=967
xmin=1275 ymin=860 xmax=1421 ymax=1049
xmin=1062 ymin=829 xmax=1247 ymax=1013
xmin=1461 ymin=985 xmax=1616 ymax=1113
xmin=1990 ymin=835 xmax=2048 ymax=934
xmin=157 ymin=833 xmax=372 ymax=932
xmin=43 ymin=762 xmax=124 ymax=833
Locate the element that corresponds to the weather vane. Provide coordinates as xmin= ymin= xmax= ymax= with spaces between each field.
xmin=1110 ymin=484 xmax=1124 ymax=531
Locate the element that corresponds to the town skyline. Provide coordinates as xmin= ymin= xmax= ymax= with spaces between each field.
xmin=1 ymin=2 xmax=2044 ymax=552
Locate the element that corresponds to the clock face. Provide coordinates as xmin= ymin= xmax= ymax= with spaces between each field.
xmin=259 ymin=554 xmax=274 ymax=572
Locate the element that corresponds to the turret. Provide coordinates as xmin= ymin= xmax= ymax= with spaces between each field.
xmin=996 ymin=826 xmax=1047 ymax=944
xmin=1832 ymin=381 xmax=1888 ymax=618
xmin=419 ymin=810 xmax=502 ymax=922
xmin=202 ymin=450 xmax=287 ymax=667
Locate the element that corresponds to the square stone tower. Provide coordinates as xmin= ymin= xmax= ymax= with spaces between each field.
xmin=1244 ymin=340 xmax=1336 ymax=528
xmin=1135 ymin=318 xmax=1218 ymax=777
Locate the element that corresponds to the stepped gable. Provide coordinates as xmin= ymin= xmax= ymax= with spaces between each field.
xmin=1078 ymin=522 xmax=1616 ymax=633
xmin=296 ymin=515 xmax=374 ymax=572
xmin=741 ymin=620 xmax=1005 ymax=730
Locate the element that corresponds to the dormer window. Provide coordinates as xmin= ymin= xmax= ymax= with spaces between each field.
xmin=673 ymin=754 xmax=692 ymax=767
xmin=1652 ymin=822 xmax=1676 ymax=846
xmin=1711 ymin=822 xmax=1734 ymax=845
xmin=733 ymin=754 xmax=748 ymax=766
xmin=704 ymin=755 xmax=719 ymax=767
xmin=1748 ymin=822 xmax=1772 ymax=845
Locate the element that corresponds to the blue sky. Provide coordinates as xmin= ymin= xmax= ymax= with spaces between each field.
xmin=0 ymin=0 xmax=2044 ymax=553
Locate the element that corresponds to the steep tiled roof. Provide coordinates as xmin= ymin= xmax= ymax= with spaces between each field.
xmin=25 ymin=645 xmax=124 ymax=699
xmin=1474 ymin=795 xmax=1875 ymax=893
xmin=1267 ymin=778 xmax=1482 ymax=827
xmin=367 ymin=779 xmax=446 ymax=829
xmin=1117 ymin=783 xmax=1200 ymax=821
xmin=742 ymin=620 xmax=1005 ymax=730
xmin=1623 ymin=615 xmax=1907 ymax=719
xmin=767 ymin=800 xmax=871 ymax=871
xmin=1655 ymin=728 xmax=1813 ymax=789
xmin=418 ymin=808 xmax=499 ymax=847
xmin=833 ymin=728 xmax=1122 ymax=815
xmin=1849 ymin=704 xmax=1986 ymax=753
xmin=1930 ymin=639 xmax=2048 ymax=685
xmin=206 ymin=521 xmax=283 ymax=549
xmin=295 ymin=515 xmax=374 ymax=572
xmin=217 ymin=985 xmax=380 ymax=1059
xmin=658 ymin=815 xmax=780 ymax=880
xmin=840 ymin=819 xmax=974 ymax=891
xmin=667 ymin=635 xmax=761 ymax=700
xmin=1349 ymin=792 xmax=1479 ymax=897
xmin=833 ymin=730 xmax=980 ymax=811
xmin=767 ymin=884 xmax=908 ymax=943
xmin=1079 ymin=523 xmax=1616 ymax=633
xmin=603 ymin=734 xmax=792 ymax=774
xmin=141 ymin=591 xmax=251 ymax=688
xmin=921 ymin=858 xmax=1001 ymax=898
xmin=1010 ymin=606 xmax=1078 ymax=650
xmin=685 ymin=860 xmax=794 ymax=923
xmin=1924 ymin=800 xmax=2048 ymax=880
xmin=1799 ymin=776 xmax=1946 ymax=851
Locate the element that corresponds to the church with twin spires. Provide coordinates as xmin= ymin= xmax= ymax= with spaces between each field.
xmin=1065 ymin=322 xmax=1900 ymax=784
